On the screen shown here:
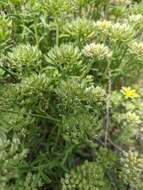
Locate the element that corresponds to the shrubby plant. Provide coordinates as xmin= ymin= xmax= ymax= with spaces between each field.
xmin=0 ymin=0 xmax=143 ymax=189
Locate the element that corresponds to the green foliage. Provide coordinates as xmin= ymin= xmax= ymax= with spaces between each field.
xmin=6 ymin=44 xmax=41 ymax=77
xmin=0 ymin=134 xmax=28 ymax=189
xmin=0 ymin=12 xmax=12 ymax=44
xmin=46 ymin=44 xmax=83 ymax=76
xmin=62 ymin=18 xmax=96 ymax=44
xmin=61 ymin=161 xmax=111 ymax=190
xmin=119 ymin=151 xmax=143 ymax=190
xmin=44 ymin=0 xmax=72 ymax=17
xmin=0 ymin=0 xmax=143 ymax=190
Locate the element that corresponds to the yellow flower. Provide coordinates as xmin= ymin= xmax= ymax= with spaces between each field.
xmin=121 ymin=87 xmax=139 ymax=99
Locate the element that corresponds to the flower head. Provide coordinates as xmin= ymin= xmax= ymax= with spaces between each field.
xmin=121 ymin=87 xmax=139 ymax=99
xmin=95 ymin=20 xmax=112 ymax=32
xmin=128 ymin=14 xmax=143 ymax=24
xmin=83 ymin=42 xmax=112 ymax=60
xmin=110 ymin=23 xmax=133 ymax=42
xmin=85 ymin=85 xmax=106 ymax=101
xmin=129 ymin=41 xmax=143 ymax=58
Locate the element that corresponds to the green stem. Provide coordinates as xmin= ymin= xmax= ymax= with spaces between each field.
xmin=34 ymin=21 xmax=39 ymax=47
xmin=56 ymin=21 xmax=59 ymax=46
xmin=61 ymin=144 xmax=75 ymax=169
xmin=103 ymin=60 xmax=111 ymax=79
xmin=104 ymin=69 xmax=112 ymax=146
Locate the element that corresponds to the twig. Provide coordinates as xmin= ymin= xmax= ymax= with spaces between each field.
xmin=107 ymin=138 xmax=124 ymax=154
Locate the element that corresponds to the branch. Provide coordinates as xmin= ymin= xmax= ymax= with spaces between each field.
xmin=107 ymin=138 xmax=125 ymax=154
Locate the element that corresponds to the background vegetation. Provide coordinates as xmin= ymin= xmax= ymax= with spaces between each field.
xmin=0 ymin=0 xmax=143 ymax=189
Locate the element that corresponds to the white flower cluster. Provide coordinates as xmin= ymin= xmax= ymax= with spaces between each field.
xmin=85 ymin=85 xmax=106 ymax=101
xmin=95 ymin=20 xmax=112 ymax=32
xmin=83 ymin=42 xmax=112 ymax=60
xmin=110 ymin=23 xmax=133 ymax=42
xmin=128 ymin=14 xmax=143 ymax=24
xmin=129 ymin=41 xmax=143 ymax=58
